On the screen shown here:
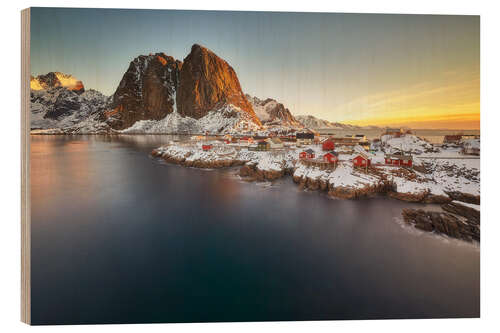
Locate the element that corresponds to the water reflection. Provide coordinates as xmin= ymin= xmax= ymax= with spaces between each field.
xmin=30 ymin=135 xmax=479 ymax=325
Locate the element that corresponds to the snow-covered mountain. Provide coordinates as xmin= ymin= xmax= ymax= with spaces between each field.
xmin=106 ymin=53 xmax=182 ymax=130
xmin=30 ymin=46 xmax=383 ymax=135
xmin=107 ymin=44 xmax=261 ymax=131
xmin=295 ymin=115 xmax=379 ymax=130
xmin=30 ymin=86 xmax=111 ymax=133
xmin=246 ymin=95 xmax=303 ymax=128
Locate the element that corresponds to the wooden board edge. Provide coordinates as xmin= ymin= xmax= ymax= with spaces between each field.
xmin=21 ymin=7 xmax=31 ymax=325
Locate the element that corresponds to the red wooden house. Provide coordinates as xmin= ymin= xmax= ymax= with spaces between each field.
xmin=353 ymin=153 xmax=371 ymax=169
xmin=323 ymin=151 xmax=339 ymax=164
xmin=202 ymin=144 xmax=213 ymax=151
xmin=299 ymin=148 xmax=315 ymax=159
xmin=322 ymin=138 xmax=335 ymax=151
xmin=384 ymin=153 xmax=413 ymax=167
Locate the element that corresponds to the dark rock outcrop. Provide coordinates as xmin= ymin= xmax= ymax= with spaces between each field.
xmin=107 ymin=53 xmax=182 ymax=129
xmin=387 ymin=190 xmax=451 ymax=204
xmin=402 ymin=204 xmax=480 ymax=242
xmin=442 ymin=201 xmax=480 ymax=225
xmin=444 ymin=191 xmax=480 ymax=205
xmin=239 ymin=163 xmax=286 ymax=181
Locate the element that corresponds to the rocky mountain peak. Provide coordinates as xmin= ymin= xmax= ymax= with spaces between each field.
xmin=31 ymin=72 xmax=85 ymax=94
xmin=102 ymin=45 xmax=262 ymax=130
xmin=107 ymin=52 xmax=182 ymax=130
xmin=176 ymin=44 xmax=261 ymax=126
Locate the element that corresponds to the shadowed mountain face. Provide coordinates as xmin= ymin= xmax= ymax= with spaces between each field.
xmin=176 ymin=44 xmax=260 ymax=125
xmin=107 ymin=53 xmax=182 ymax=130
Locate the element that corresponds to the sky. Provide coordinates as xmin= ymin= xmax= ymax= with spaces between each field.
xmin=30 ymin=8 xmax=480 ymax=129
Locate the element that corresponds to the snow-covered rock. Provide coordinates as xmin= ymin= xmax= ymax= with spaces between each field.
xmin=246 ymin=95 xmax=303 ymax=128
xmin=380 ymin=134 xmax=434 ymax=154
xmin=30 ymin=87 xmax=111 ymax=132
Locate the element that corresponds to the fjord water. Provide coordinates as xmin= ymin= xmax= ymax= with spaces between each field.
xmin=30 ymin=135 xmax=479 ymax=324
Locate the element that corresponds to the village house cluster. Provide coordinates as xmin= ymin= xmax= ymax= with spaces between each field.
xmin=443 ymin=134 xmax=480 ymax=155
xmin=187 ymin=127 xmax=480 ymax=175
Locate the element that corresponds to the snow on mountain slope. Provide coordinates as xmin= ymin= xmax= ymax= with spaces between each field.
xmin=121 ymin=104 xmax=261 ymax=134
xmin=30 ymin=87 xmax=110 ymax=131
xmin=246 ymin=95 xmax=302 ymax=128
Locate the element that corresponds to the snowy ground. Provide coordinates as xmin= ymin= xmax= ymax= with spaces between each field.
xmin=155 ymin=140 xmax=298 ymax=171
xmin=155 ymin=138 xmax=480 ymax=199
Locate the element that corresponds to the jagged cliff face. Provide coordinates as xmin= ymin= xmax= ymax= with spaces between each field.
xmin=246 ymin=95 xmax=302 ymax=128
xmin=176 ymin=44 xmax=260 ymax=125
xmin=31 ymin=72 xmax=85 ymax=94
xmin=31 ymin=45 xmax=264 ymax=133
xmin=107 ymin=53 xmax=182 ymax=130
xmin=107 ymin=45 xmax=261 ymax=130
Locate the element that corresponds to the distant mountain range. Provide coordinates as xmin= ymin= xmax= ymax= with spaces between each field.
xmin=30 ymin=44 xmax=378 ymax=134
xmin=295 ymin=115 xmax=380 ymax=130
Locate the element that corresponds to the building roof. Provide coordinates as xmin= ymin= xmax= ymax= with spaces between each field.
xmin=354 ymin=152 xmax=371 ymax=160
xmin=385 ymin=153 xmax=413 ymax=161
xmin=296 ymin=132 xmax=315 ymax=139
xmin=324 ymin=151 xmax=339 ymax=157
xmin=304 ymin=148 xmax=315 ymax=154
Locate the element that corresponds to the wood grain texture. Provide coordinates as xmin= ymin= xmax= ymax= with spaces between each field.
xmin=21 ymin=7 xmax=31 ymax=325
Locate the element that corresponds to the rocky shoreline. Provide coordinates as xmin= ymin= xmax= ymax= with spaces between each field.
xmin=152 ymin=148 xmax=246 ymax=169
xmin=292 ymin=172 xmax=395 ymax=199
xmin=402 ymin=201 xmax=480 ymax=242
xmin=239 ymin=163 xmax=290 ymax=181
xmin=152 ymin=145 xmax=480 ymax=242
xmin=153 ymin=147 xmax=472 ymax=204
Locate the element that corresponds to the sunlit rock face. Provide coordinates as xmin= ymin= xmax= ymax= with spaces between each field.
xmin=107 ymin=45 xmax=261 ymax=131
xmin=107 ymin=53 xmax=182 ymax=130
xmin=177 ymin=44 xmax=261 ymax=126
xmin=30 ymin=72 xmax=85 ymax=94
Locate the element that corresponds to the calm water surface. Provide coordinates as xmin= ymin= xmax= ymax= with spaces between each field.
xmin=30 ymin=135 xmax=479 ymax=324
